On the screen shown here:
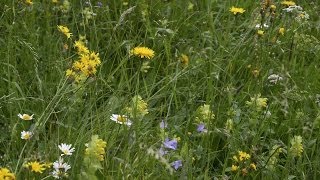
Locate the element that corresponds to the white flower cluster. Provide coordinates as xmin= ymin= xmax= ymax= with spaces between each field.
xmin=52 ymin=143 xmax=75 ymax=179
xmin=283 ymin=5 xmax=309 ymax=21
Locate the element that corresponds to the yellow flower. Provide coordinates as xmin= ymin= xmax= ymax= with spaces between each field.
xmin=290 ymin=135 xmax=303 ymax=157
xmin=246 ymin=94 xmax=268 ymax=110
xmin=270 ymin=5 xmax=276 ymax=11
xmin=130 ymin=46 xmax=155 ymax=59
xmin=25 ymin=0 xmax=33 ymax=5
xmin=52 ymin=0 xmax=58 ymax=3
xmin=0 ymin=168 xmax=16 ymax=180
xmin=24 ymin=161 xmax=47 ymax=173
xmin=257 ymin=30 xmax=264 ymax=36
xmin=180 ymin=54 xmax=189 ymax=67
xmin=250 ymin=163 xmax=257 ymax=170
xmin=232 ymin=155 xmax=238 ymax=162
xmin=231 ymin=165 xmax=239 ymax=171
xmin=229 ymin=6 xmax=246 ymax=15
xmin=281 ymin=1 xmax=295 ymax=6
xmin=252 ymin=68 xmax=260 ymax=77
xmin=279 ymin=28 xmax=285 ymax=35
xmin=57 ymin=25 xmax=72 ymax=39
xmin=74 ymin=40 xmax=89 ymax=55
xmin=85 ymin=135 xmax=107 ymax=161
xmin=238 ymin=151 xmax=251 ymax=161
xmin=18 ymin=113 xmax=34 ymax=120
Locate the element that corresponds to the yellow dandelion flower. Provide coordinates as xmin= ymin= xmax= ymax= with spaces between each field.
xmin=281 ymin=1 xmax=295 ymax=6
xmin=57 ymin=25 xmax=72 ymax=39
xmin=0 ymin=168 xmax=16 ymax=180
xmin=270 ymin=5 xmax=276 ymax=11
xmin=24 ymin=161 xmax=47 ymax=174
xmin=231 ymin=165 xmax=239 ymax=172
xmin=229 ymin=6 xmax=246 ymax=15
xmin=130 ymin=46 xmax=155 ymax=59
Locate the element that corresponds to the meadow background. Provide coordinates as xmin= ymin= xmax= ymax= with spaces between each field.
xmin=0 ymin=0 xmax=320 ymax=179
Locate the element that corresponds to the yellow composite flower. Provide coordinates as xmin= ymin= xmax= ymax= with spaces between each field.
xmin=18 ymin=113 xmax=34 ymax=120
xmin=229 ymin=6 xmax=246 ymax=15
xmin=279 ymin=28 xmax=285 ymax=35
xmin=180 ymin=54 xmax=189 ymax=67
xmin=250 ymin=163 xmax=257 ymax=170
xmin=281 ymin=1 xmax=296 ymax=6
xmin=57 ymin=25 xmax=72 ymax=39
xmin=0 ymin=168 xmax=16 ymax=180
xmin=238 ymin=151 xmax=251 ymax=161
xmin=257 ymin=30 xmax=264 ymax=36
xmin=231 ymin=165 xmax=239 ymax=171
xmin=25 ymin=0 xmax=33 ymax=5
xmin=24 ymin=161 xmax=47 ymax=173
xmin=130 ymin=46 xmax=155 ymax=59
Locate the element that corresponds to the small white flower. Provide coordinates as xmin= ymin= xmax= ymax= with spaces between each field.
xmin=21 ymin=131 xmax=33 ymax=140
xmin=18 ymin=113 xmax=34 ymax=120
xmin=255 ymin=23 xmax=269 ymax=29
xmin=58 ymin=143 xmax=75 ymax=156
xmin=268 ymin=74 xmax=283 ymax=84
xmin=53 ymin=157 xmax=71 ymax=172
xmin=51 ymin=169 xmax=69 ymax=179
xmin=110 ymin=114 xmax=132 ymax=126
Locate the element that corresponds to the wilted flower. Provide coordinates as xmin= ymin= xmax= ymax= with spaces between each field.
xmin=110 ymin=114 xmax=132 ymax=126
xmin=0 ymin=168 xmax=16 ymax=180
xmin=140 ymin=61 xmax=151 ymax=73
xmin=229 ymin=6 xmax=245 ymax=15
xmin=130 ymin=46 xmax=155 ymax=59
xmin=58 ymin=143 xmax=75 ymax=156
xmin=290 ymin=135 xmax=303 ymax=157
xmin=163 ymin=138 xmax=177 ymax=150
xmin=21 ymin=131 xmax=33 ymax=140
xmin=158 ymin=147 xmax=168 ymax=156
xmin=60 ymin=0 xmax=71 ymax=13
xmin=171 ymin=160 xmax=182 ymax=170
xmin=18 ymin=113 xmax=34 ymax=121
xmin=179 ymin=54 xmax=189 ymax=67
xmin=160 ymin=120 xmax=167 ymax=129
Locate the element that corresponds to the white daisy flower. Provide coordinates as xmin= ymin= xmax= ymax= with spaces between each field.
xmin=51 ymin=169 xmax=69 ymax=179
xmin=58 ymin=143 xmax=75 ymax=156
xmin=18 ymin=113 xmax=34 ymax=120
xmin=53 ymin=157 xmax=71 ymax=172
xmin=110 ymin=114 xmax=132 ymax=126
xmin=21 ymin=131 xmax=33 ymax=140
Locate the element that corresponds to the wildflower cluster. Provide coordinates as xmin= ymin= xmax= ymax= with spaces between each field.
xmin=0 ymin=168 xmax=15 ymax=180
xmin=289 ymin=135 xmax=303 ymax=157
xmin=51 ymin=143 xmax=74 ymax=178
xmin=66 ymin=38 xmax=101 ymax=83
xmin=18 ymin=113 xmax=34 ymax=140
xmin=230 ymin=151 xmax=257 ymax=176
xmin=194 ymin=104 xmax=215 ymax=133
xmin=125 ymin=95 xmax=149 ymax=119
xmin=246 ymin=94 xmax=268 ymax=111
xmin=80 ymin=135 xmax=107 ymax=179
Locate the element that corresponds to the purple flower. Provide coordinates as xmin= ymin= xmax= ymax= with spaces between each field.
xmin=163 ymin=138 xmax=177 ymax=150
xmin=171 ymin=160 xmax=182 ymax=170
xmin=197 ymin=123 xmax=208 ymax=133
xmin=96 ymin=2 xmax=103 ymax=7
xmin=160 ymin=120 xmax=167 ymax=129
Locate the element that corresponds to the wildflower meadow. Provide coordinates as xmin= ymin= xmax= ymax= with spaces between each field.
xmin=1 ymin=0 xmax=320 ymax=179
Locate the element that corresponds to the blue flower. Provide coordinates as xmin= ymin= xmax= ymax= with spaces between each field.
xmin=171 ymin=160 xmax=182 ymax=170
xmin=163 ymin=138 xmax=177 ymax=150
xmin=197 ymin=123 xmax=208 ymax=133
